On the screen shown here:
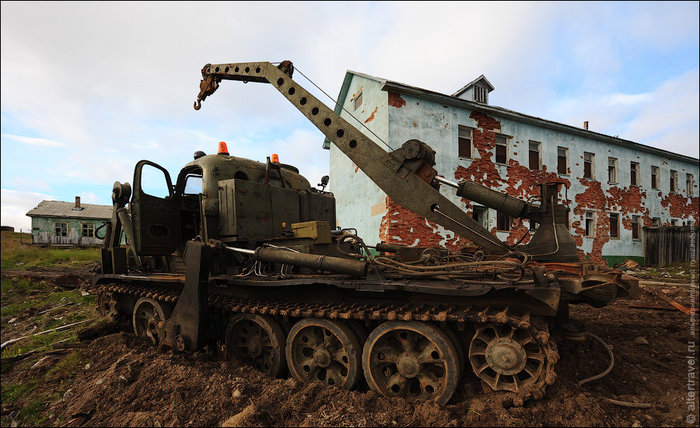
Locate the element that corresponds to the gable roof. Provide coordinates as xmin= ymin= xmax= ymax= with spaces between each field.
xmin=26 ymin=200 xmax=112 ymax=220
xmin=452 ymin=74 xmax=494 ymax=97
xmin=327 ymin=70 xmax=698 ymax=164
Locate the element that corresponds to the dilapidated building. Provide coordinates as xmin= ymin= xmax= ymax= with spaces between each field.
xmin=325 ymin=71 xmax=700 ymax=266
xmin=26 ymin=197 xmax=111 ymax=246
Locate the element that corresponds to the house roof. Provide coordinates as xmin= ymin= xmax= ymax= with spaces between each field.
xmin=325 ymin=70 xmax=699 ymax=164
xmin=452 ymin=74 xmax=495 ymax=97
xmin=26 ymin=200 xmax=112 ymax=220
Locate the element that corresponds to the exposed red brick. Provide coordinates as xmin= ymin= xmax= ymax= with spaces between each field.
xmin=364 ymin=106 xmax=378 ymax=123
xmin=388 ymin=92 xmax=406 ymax=108
xmin=660 ymin=193 xmax=700 ymax=219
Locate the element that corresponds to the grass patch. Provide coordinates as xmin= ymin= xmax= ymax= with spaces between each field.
xmin=1 ymin=231 xmax=100 ymax=270
xmin=1 ymin=284 xmax=95 ymax=321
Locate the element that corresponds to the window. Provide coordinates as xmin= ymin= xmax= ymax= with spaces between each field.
xmin=608 ymin=157 xmax=618 ymax=184
xmin=557 ymin=147 xmax=568 ymax=175
xmin=630 ymin=162 xmax=639 ymax=186
xmin=609 ymin=213 xmax=619 ymax=238
xmin=670 ymin=170 xmax=678 ymax=193
xmin=687 ymin=173 xmax=695 ymax=196
xmin=651 ymin=166 xmax=659 ymax=189
xmin=472 ymin=205 xmax=488 ymax=229
xmin=584 ymin=152 xmax=594 ymax=179
xmin=529 ymin=141 xmax=541 ymax=170
xmin=651 ymin=217 xmax=660 ymax=227
xmin=353 ymin=90 xmax=363 ymax=110
xmin=497 ymin=211 xmax=511 ymax=231
xmin=458 ymin=126 xmax=473 ymax=158
xmin=81 ymin=223 xmax=95 ymax=238
xmin=529 ymin=220 xmax=538 ymax=231
xmin=671 ymin=219 xmax=678 ymax=226
xmin=631 ymin=215 xmax=640 ymax=240
xmin=54 ymin=222 xmax=67 ymax=237
xmin=495 ymin=135 xmax=508 ymax=164
xmin=585 ymin=211 xmax=595 ymax=237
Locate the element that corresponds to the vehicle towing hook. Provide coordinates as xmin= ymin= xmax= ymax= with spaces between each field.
xmin=194 ymin=73 xmax=219 ymax=110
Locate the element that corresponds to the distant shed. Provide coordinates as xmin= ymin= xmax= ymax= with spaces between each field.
xmin=26 ymin=197 xmax=112 ymax=246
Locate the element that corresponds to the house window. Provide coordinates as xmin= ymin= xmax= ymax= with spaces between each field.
xmin=651 ymin=166 xmax=659 ymax=189
xmin=687 ymin=173 xmax=695 ymax=196
xmin=557 ymin=147 xmax=568 ymax=175
xmin=609 ymin=213 xmax=619 ymax=238
xmin=529 ymin=219 xmax=538 ymax=231
xmin=671 ymin=219 xmax=678 ymax=226
xmin=630 ymin=162 xmax=639 ymax=186
xmin=472 ymin=205 xmax=488 ymax=229
xmin=497 ymin=211 xmax=511 ymax=231
xmin=670 ymin=170 xmax=678 ymax=193
xmin=607 ymin=157 xmax=618 ymax=184
xmin=585 ymin=211 xmax=595 ymax=237
xmin=631 ymin=215 xmax=640 ymax=240
xmin=651 ymin=217 xmax=660 ymax=227
xmin=584 ymin=152 xmax=594 ymax=179
xmin=529 ymin=141 xmax=541 ymax=170
xmin=54 ymin=222 xmax=67 ymax=237
xmin=458 ymin=126 xmax=473 ymax=158
xmin=82 ymin=223 xmax=95 ymax=238
xmin=495 ymin=135 xmax=508 ymax=164
xmin=353 ymin=90 xmax=363 ymax=110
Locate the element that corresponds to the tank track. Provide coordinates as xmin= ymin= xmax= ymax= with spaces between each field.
xmin=91 ymin=281 xmax=558 ymax=405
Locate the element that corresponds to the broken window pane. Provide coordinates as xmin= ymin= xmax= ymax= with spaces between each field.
xmin=529 ymin=141 xmax=540 ymax=170
xmin=609 ymin=213 xmax=619 ymax=238
xmin=584 ymin=152 xmax=594 ymax=179
xmin=458 ymin=126 xmax=472 ymax=158
xmin=495 ymin=135 xmax=507 ymax=164
xmin=557 ymin=147 xmax=568 ymax=175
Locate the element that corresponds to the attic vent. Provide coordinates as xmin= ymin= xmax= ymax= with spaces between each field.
xmin=474 ymin=85 xmax=488 ymax=103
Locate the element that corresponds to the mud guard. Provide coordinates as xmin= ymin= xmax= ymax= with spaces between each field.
xmin=162 ymin=240 xmax=212 ymax=352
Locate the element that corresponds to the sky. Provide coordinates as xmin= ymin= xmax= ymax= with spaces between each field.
xmin=1 ymin=1 xmax=698 ymax=231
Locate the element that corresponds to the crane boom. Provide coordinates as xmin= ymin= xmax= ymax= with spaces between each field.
xmin=194 ymin=61 xmax=509 ymax=253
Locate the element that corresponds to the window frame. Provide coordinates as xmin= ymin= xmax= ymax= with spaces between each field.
xmin=631 ymin=215 xmax=641 ymax=240
xmin=584 ymin=211 xmax=595 ymax=238
xmin=496 ymin=211 xmax=511 ymax=232
xmin=353 ymin=90 xmax=363 ymax=111
xmin=651 ymin=166 xmax=659 ymax=190
xmin=670 ymin=170 xmax=678 ymax=193
xmin=630 ymin=161 xmax=639 ymax=187
xmin=583 ymin=152 xmax=595 ymax=180
xmin=457 ymin=125 xmax=473 ymax=159
xmin=607 ymin=157 xmax=618 ymax=184
xmin=54 ymin=222 xmax=67 ymax=237
xmin=81 ymin=222 xmax=95 ymax=238
xmin=609 ymin=212 xmax=620 ymax=239
xmin=686 ymin=173 xmax=695 ymax=196
xmin=528 ymin=140 xmax=541 ymax=170
xmin=557 ymin=147 xmax=569 ymax=175
xmin=495 ymin=134 xmax=508 ymax=165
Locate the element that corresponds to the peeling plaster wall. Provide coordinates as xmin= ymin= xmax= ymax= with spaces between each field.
xmin=329 ymin=75 xmax=700 ymax=263
xmin=31 ymin=216 xmax=104 ymax=246
xmin=328 ymin=75 xmax=389 ymax=242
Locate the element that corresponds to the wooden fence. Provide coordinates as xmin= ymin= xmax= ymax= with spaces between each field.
xmin=644 ymin=225 xmax=699 ymax=266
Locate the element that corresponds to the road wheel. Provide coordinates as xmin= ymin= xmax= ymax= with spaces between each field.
xmin=226 ymin=314 xmax=287 ymax=377
xmin=286 ymin=318 xmax=362 ymax=389
xmin=362 ymin=321 xmax=460 ymax=405
xmin=132 ymin=297 xmax=171 ymax=346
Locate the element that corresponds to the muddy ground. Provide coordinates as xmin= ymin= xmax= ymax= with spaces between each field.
xmin=1 ymin=266 xmax=698 ymax=427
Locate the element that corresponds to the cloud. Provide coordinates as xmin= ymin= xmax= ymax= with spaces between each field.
xmin=0 ymin=188 xmax=55 ymax=231
xmin=1 ymin=133 xmax=64 ymax=147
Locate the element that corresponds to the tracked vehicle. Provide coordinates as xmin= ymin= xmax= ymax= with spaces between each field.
xmin=94 ymin=61 xmax=638 ymax=405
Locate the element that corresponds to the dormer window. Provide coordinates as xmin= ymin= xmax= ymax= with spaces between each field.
xmin=452 ymin=75 xmax=494 ymax=104
xmin=474 ymin=85 xmax=488 ymax=103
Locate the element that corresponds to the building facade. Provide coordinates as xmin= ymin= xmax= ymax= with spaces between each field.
xmin=325 ymin=71 xmax=699 ymax=266
xmin=26 ymin=197 xmax=112 ymax=246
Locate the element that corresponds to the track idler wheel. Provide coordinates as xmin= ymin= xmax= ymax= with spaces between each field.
xmin=132 ymin=297 xmax=171 ymax=346
xmin=226 ymin=314 xmax=287 ymax=377
xmin=362 ymin=321 xmax=460 ymax=405
xmin=468 ymin=319 xmax=557 ymax=405
xmin=286 ymin=318 xmax=362 ymax=389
